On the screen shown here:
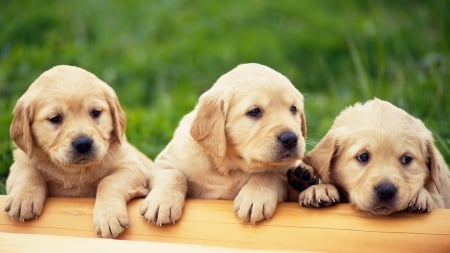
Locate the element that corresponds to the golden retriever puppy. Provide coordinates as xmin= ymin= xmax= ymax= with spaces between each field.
xmin=289 ymin=98 xmax=450 ymax=215
xmin=4 ymin=65 xmax=187 ymax=238
xmin=141 ymin=63 xmax=307 ymax=224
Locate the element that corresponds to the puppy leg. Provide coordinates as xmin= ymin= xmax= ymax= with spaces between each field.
xmin=299 ymin=184 xmax=340 ymax=207
xmin=234 ymin=172 xmax=286 ymax=224
xmin=140 ymin=169 xmax=187 ymax=226
xmin=407 ymin=188 xmax=434 ymax=213
xmin=4 ymin=160 xmax=47 ymax=221
xmin=93 ymin=169 xmax=149 ymax=238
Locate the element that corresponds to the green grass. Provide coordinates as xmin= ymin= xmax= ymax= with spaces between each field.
xmin=0 ymin=0 xmax=449 ymax=193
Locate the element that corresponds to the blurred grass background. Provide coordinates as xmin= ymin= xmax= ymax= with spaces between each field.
xmin=0 ymin=0 xmax=448 ymax=193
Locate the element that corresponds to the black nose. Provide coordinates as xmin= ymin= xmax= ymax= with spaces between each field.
xmin=72 ymin=136 xmax=93 ymax=154
xmin=375 ymin=183 xmax=397 ymax=201
xmin=278 ymin=131 xmax=298 ymax=150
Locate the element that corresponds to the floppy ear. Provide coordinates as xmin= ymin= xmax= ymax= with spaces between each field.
xmin=426 ymin=140 xmax=450 ymax=206
xmin=105 ymin=87 xmax=126 ymax=144
xmin=303 ymin=131 xmax=337 ymax=183
xmin=300 ymin=112 xmax=307 ymax=138
xmin=10 ymin=99 xmax=34 ymax=156
xmin=190 ymin=91 xmax=226 ymax=158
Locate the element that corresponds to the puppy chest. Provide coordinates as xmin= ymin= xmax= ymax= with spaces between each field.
xmin=39 ymin=168 xmax=104 ymax=197
xmin=186 ymin=171 xmax=250 ymax=199
xmin=47 ymin=180 xmax=97 ymax=197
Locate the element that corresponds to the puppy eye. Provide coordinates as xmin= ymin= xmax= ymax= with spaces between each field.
xmin=290 ymin=106 xmax=297 ymax=114
xmin=247 ymin=108 xmax=262 ymax=118
xmin=356 ymin=152 xmax=370 ymax=163
xmin=400 ymin=155 xmax=412 ymax=165
xmin=48 ymin=114 xmax=63 ymax=124
xmin=90 ymin=109 xmax=102 ymax=119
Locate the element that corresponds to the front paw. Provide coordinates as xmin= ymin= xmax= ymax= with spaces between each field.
xmin=4 ymin=188 xmax=46 ymax=221
xmin=140 ymin=189 xmax=185 ymax=226
xmin=93 ymin=201 xmax=129 ymax=238
xmin=299 ymin=184 xmax=339 ymax=207
xmin=234 ymin=187 xmax=278 ymax=224
xmin=407 ymin=188 xmax=434 ymax=213
xmin=287 ymin=163 xmax=318 ymax=192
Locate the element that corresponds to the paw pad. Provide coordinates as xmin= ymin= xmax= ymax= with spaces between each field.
xmin=287 ymin=166 xmax=318 ymax=192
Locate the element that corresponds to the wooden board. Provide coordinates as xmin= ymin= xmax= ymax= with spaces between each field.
xmin=0 ymin=196 xmax=449 ymax=252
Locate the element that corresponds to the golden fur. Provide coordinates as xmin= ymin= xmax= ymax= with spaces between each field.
xmin=4 ymin=65 xmax=187 ymax=238
xmin=300 ymin=98 xmax=450 ymax=215
xmin=153 ymin=63 xmax=306 ymax=223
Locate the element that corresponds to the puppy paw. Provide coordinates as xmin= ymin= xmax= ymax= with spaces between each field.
xmin=298 ymin=184 xmax=340 ymax=207
xmin=287 ymin=163 xmax=319 ymax=192
xmin=234 ymin=186 xmax=279 ymax=224
xmin=4 ymin=188 xmax=46 ymax=221
xmin=93 ymin=201 xmax=129 ymax=238
xmin=140 ymin=189 xmax=185 ymax=226
xmin=407 ymin=188 xmax=434 ymax=213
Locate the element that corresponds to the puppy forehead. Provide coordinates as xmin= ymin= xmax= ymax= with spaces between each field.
xmin=214 ymin=63 xmax=303 ymax=102
xmin=26 ymin=65 xmax=108 ymax=96
xmin=334 ymin=99 xmax=430 ymax=138
xmin=231 ymin=84 xmax=303 ymax=108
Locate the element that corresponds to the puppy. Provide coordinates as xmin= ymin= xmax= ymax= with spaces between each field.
xmin=289 ymin=98 xmax=450 ymax=215
xmin=4 ymin=65 xmax=186 ymax=238
xmin=142 ymin=63 xmax=307 ymax=224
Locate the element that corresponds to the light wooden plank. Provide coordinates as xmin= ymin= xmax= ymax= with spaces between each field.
xmin=0 ymin=232 xmax=296 ymax=253
xmin=0 ymin=196 xmax=449 ymax=252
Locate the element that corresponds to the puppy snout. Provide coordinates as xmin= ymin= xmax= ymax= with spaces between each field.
xmin=72 ymin=136 xmax=93 ymax=154
xmin=375 ymin=183 xmax=397 ymax=201
xmin=278 ymin=131 xmax=298 ymax=150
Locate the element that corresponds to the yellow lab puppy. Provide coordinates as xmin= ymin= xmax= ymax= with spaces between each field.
xmin=5 ymin=65 xmax=186 ymax=237
xmin=289 ymin=98 xmax=450 ymax=215
xmin=142 ymin=63 xmax=307 ymax=223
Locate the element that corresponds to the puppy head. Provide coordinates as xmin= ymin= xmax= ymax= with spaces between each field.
xmin=305 ymin=98 xmax=446 ymax=215
xmin=10 ymin=65 xmax=126 ymax=168
xmin=190 ymin=63 xmax=306 ymax=172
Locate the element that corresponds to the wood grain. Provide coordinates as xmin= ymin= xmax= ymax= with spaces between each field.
xmin=1 ymin=196 xmax=449 ymax=252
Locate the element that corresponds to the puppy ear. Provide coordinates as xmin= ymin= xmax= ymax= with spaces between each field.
xmin=190 ymin=91 xmax=226 ymax=158
xmin=300 ymin=112 xmax=307 ymax=138
xmin=304 ymin=131 xmax=337 ymax=183
xmin=426 ymin=140 xmax=450 ymax=201
xmin=105 ymin=87 xmax=126 ymax=144
xmin=10 ymin=99 xmax=34 ymax=156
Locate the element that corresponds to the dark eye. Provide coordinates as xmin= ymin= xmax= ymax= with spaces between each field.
xmin=247 ymin=108 xmax=262 ymax=118
xmin=90 ymin=109 xmax=102 ymax=119
xmin=356 ymin=152 xmax=370 ymax=163
xmin=290 ymin=105 xmax=297 ymax=114
xmin=48 ymin=114 xmax=63 ymax=124
xmin=400 ymin=155 xmax=412 ymax=165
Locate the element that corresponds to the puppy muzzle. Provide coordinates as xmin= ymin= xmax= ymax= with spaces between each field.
xmin=276 ymin=131 xmax=300 ymax=160
xmin=365 ymin=182 xmax=399 ymax=215
xmin=71 ymin=135 xmax=97 ymax=164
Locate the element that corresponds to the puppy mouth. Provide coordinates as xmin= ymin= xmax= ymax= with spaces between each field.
xmin=71 ymin=155 xmax=97 ymax=165
xmin=358 ymin=200 xmax=399 ymax=216
xmin=277 ymin=149 xmax=299 ymax=161
xmin=366 ymin=206 xmax=397 ymax=216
